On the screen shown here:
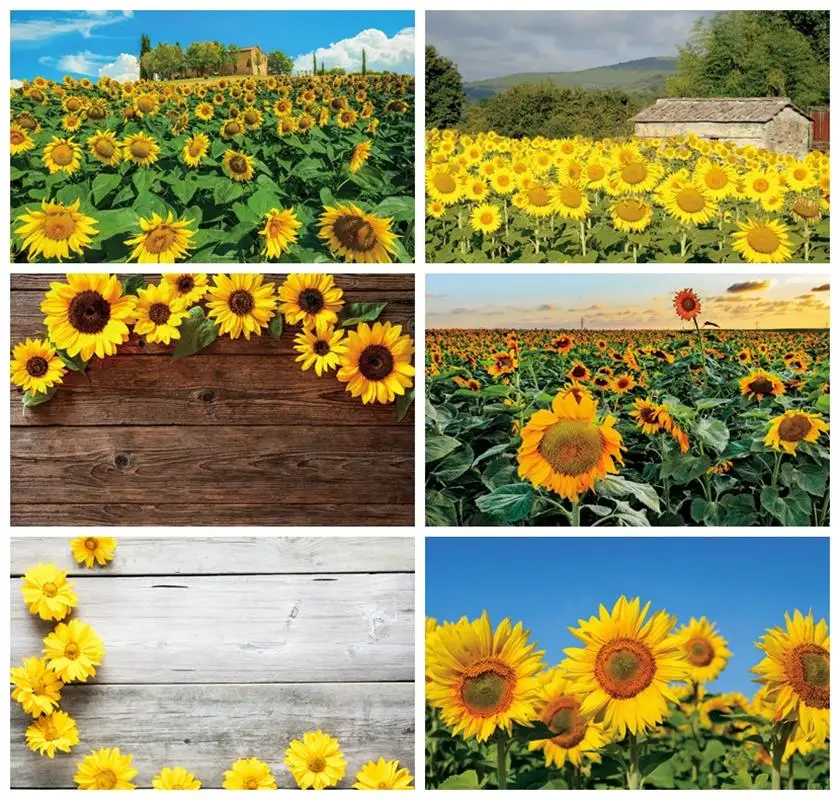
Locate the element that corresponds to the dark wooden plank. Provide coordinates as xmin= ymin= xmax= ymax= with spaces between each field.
xmin=10 ymin=354 xmax=414 ymax=427
xmin=11 ymin=503 xmax=413 ymax=526
xmin=11 ymin=425 xmax=415 ymax=506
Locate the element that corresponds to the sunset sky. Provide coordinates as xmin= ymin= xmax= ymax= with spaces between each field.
xmin=426 ymin=274 xmax=830 ymax=330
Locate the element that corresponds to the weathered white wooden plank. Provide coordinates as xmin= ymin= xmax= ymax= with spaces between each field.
xmin=10 ymin=682 xmax=415 ymax=789
xmin=11 ymin=536 xmax=414 ymax=576
xmin=10 ymin=574 xmax=414 ymax=683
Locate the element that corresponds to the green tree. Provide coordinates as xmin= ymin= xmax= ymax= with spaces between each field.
xmin=139 ymin=34 xmax=151 ymax=80
xmin=426 ymin=46 xmax=463 ymax=129
xmin=312 ymin=52 xmax=317 ymax=75
xmin=668 ymin=11 xmax=829 ymax=109
xmin=362 ymin=48 xmax=367 ymax=76
xmin=268 ymin=50 xmax=293 ymax=75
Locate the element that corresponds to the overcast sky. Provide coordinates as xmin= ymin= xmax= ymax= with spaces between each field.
xmin=427 ymin=10 xmax=712 ymax=81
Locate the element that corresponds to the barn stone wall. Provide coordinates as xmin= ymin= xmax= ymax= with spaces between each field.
xmin=764 ymin=107 xmax=811 ymax=159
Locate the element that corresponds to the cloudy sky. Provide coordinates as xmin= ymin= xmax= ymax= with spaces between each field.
xmin=427 ymin=10 xmax=711 ymax=81
xmin=426 ymin=274 xmax=830 ymax=330
xmin=11 ymin=10 xmax=414 ymax=84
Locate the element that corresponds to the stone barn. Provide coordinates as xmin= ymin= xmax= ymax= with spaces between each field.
xmin=631 ymin=98 xmax=812 ymax=159
xmin=233 ymin=46 xmax=268 ymax=76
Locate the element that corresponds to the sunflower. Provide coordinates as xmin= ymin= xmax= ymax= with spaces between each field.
xmin=673 ymin=288 xmax=701 ymax=321
xmin=337 ymin=321 xmax=415 ymax=404
xmin=553 ymin=183 xmax=590 ymax=221
xmin=222 ymin=758 xmax=277 ymax=790
xmin=694 ymin=158 xmax=737 ymax=198
xmin=488 ymin=350 xmax=517 ymax=377
xmin=124 ymin=212 xmax=196 ymax=264
xmin=551 ymin=335 xmax=573 ymax=354
xmin=427 ymin=200 xmax=446 ymax=219
xmin=285 ymin=730 xmax=347 ymax=790
xmin=562 ymin=596 xmax=688 ymax=737
xmin=70 ymin=536 xmax=117 ymax=568
xmin=74 ymin=748 xmax=138 ymax=790
xmin=294 ymin=324 xmax=347 ymax=377
xmin=15 ymin=198 xmax=98 ymax=263
xmin=220 ymin=117 xmax=245 ymax=139
xmin=349 ymin=140 xmax=372 ymax=172
xmin=10 ymin=656 xmax=64 ymax=717
xmin=673 ymin=617 xmax=731 ymax=683
xmin=194 ymin=102 xmax=214 ymax=121
xmin=629 ymin=398 xmax=668 ymax=436
xmin=318 ymin=202 xmax=398 ymax=263
xmin=566 ymin=361 xmax=590 ymax=382
xmin=26 ymin=710 xmax=79 ymax=758
xmin=732 ymin=218 xmax=793 ymax=263
xmin=21 ymin=563 xmax=77 ymax=621
xmin=352 ymin=759 xmax=414 ymax=790
xmin=152 ymin=766 xmax=202 ymax=790
xmin=611 ymin=157 xmax=663 ymax=194
xmin=86 ymin=130 xmax=121 ymax=166
xmin=133 ymin=282 xmax=191 ymax=344
xmin=739 ymin=370 xmax=785 ymax=401
xmin=752 ymin=610 xmax=829 ymax=745
xmin=162 ymin=273 xmax=208 ymax=306
xmin=517 ymin=390 xmax=624 ymax=502
xmin=426 ymin=611 xmax=544 ymax=742
xmin=335 ymin=107 xmax=358 ymax=128
xmin=11 ymin=123 xmax=36 ymax=155
xmin=520 ymin=183 xmax=557 ymax=217
xmin=259 ymin=208 xmax=301 ymax=260
xmin=611 ymin=374 xmax=635 ymax=394
xmin=610 ymin=198 xmax=653 ymax=233
xmin=278 ymin=273 xmax=345 ymax=329
xmin=527 ymin=667 xmax=612 ymax=769
xmin=470 ymin=203 xmax=502 ymax=235
xmin=42 ymin=136 xmax=82 ymax=175
xmin=662 ymin=181 xmax=718 ymax=225
xmin=43 ymin=619 xmax=105 ymax=683
xmin=426 ymin=165 xmax=463 ymax=205
xmin=182 ymin=132 xmax=209 ymax=167
xmin=205 ymin=273 xmax=277 ymax=339
xmin=764 ymin=410 xmax=828 ymax=455
xmin=123 ymin=132 xmax=160 ymax=166
xmin=242 ymin=106 xmax=263 ymax=130
xmin=10 ymin=338 xmax=66 ymax=395
xmin=222 ymin=148 xmax=254 ymax=182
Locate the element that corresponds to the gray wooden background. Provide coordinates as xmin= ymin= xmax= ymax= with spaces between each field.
xmin=10 ymin=537 xmax=415 ymax=789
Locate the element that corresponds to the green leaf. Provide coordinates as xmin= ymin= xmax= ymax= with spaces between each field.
xmin=694 ymin=418 xmax=730 ymax=453
xmin=54 ymin=347 xmax=88 ymax=372
xmin=660 ymin=454 xmax=711 ymax=484
xmin=434 ymin=444 xmax=475 ymax=483
xmin=395 ymin=388 xmax=414 ymax=423
xmin=426 ymin=434 xmax=461 ymax=463
xmin=761 ymin=486 xmax=812 ymax=526
xmin=640 ymin=751 xmax=674 ymax=779
xmin=171 ymin=306 xmax=219 ymax=360
xmin=22 ymin=387 xmax=58 ymax=407
xmin=437 ymin=771 xmax=480 ymax=790
xmin=719 ymin=493 xmax=757 ymax=526
xmin=788 ymin=463 xmax=828 ymax=497
xmin=132 ymin=168 xmax=156 ymax=195
xmin=268 ymin=313 xmax=283 ymax=340
xmin=511 ymin=721 xmax=558 ymax=742
xmin=475 ymin=483 xmax=534 ymax=523
xmin=597 ymin=474 xmax=660 ymax=513
xmin=92 ymin=173 xmax=121 ymax=205
xmin=337 ymin=302 xmax=388 ymax=327
xmin=473 ymin=443 xmax=510 ymax=466
xmin=425 ymin=490 xmax=458 ymax=527
xmin=211 ymin=137 xmax=226 ymax=159
xmin=121 ymin=275 xmax=146 ymax=296
xmin=246 ymin=187 xmax=282 ymax=218
xmin=700 ymin=738 xmax=726 ymax=767
xmin=213 ymin=180 xmax=244 ymax=206
xmin=373 ymin=195 xmax=415 ymax=222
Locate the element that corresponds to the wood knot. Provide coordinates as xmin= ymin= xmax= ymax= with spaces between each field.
xmin=136 ymin=338 xmax=146 ymax=349
xmin=197 ymin=389 xmax=216 ymax=403
xmin=114 ymin=453 xmax=132 ymax=470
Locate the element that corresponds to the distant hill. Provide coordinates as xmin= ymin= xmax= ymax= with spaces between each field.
xmin=464 ymin=56 xmax=678 ymax=101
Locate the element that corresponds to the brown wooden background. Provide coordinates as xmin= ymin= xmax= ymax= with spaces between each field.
xmin=10 ymin=274 xmax=415 ymax=526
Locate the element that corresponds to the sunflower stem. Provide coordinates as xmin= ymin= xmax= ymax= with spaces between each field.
xmin=692 ymin=316 xmax=707 ymax=385
xmin=787 ymin=755 xmax=795 ymax=790
xmin=770 ymin=451 xmax=783 ymax=489
xmin=571 ymin=499 xmax=581 ymax=527
xmin=680 ymin=231 xmax=687 ymax=258
xmin=579 ymin=220 xmax=587 ymax=256
xmin=626 ymin=731 xmax=642 ymax=790
xmin=495 ymin=732 xmax=508 ymax=790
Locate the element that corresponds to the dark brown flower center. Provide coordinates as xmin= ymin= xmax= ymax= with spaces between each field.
xmin=778 ymin=414 xmax=812 ymax=443
xmin=177 ymin=276 xmax=195 ymax=293
xmin=546 ymin=696 xmax=587 ymax=749
xmin=333 ymin=215 xmax=377 ymax=252
xmin=26 ymin=356 xmax=49 ymax=377
xmin=68 ymin=290 xmax=111 ymax=334
xmin=359 ymin=345 xmax=394 ymax=381
xmin=460 ymin=663 xmax=515 ymax=716
xmin=149 ymin=302 xmax=171 ymax=325
xmin=571 ymin=365 xmax=586 ymax=378
xmin=144 ymin=227 xmax=177 ymax=255
xmin=594 ymin=637 xmax=656 ymax=698
xmin=681 ymin=297 xmax=697 ymax=312
xmin=11 ymin=130 xmax=25 ymax=145
xmin=539 ymin=419 xmax=603 ymax=476
xmin=314 ymin=340 xmax=330 ymax=356
xmin=686 ymin=636 xmax=715 ymax=667
xmin=640 ymin=407 xmax=658 ymax=424
xmin=298 ymin=289 xmax=325 ymax=313
xmin=228 ymin=290 xmax=254 ymax=316
xmin=787 ymin=644 xmax=829 ymax=709
xmin=229 ymin=156 xmax=248 ymax=174
xmin=748 ymin=377 xmax=774 ymax=395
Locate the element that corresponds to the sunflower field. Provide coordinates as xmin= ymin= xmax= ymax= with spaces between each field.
xmin=425 ymin=129 xmax=829 ymax=263
xmin=10 ymin=73 xmax=414 ymax=263
xmin=426 ymin=602 xmax=830 ymax=790
xmin=426 ymin=292 xmax=829 ymax=527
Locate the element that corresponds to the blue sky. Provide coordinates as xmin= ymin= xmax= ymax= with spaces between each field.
xmin=426 ymin=537 xmax=830 ymax=695
xmin=426 ymin=273 xmax=831 ymax=330
xmin=10 ymin=10 xmax=415 ymax=84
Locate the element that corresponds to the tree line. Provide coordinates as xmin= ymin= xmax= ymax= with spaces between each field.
xmin=426 ymin=10 xmax=829 ymax=137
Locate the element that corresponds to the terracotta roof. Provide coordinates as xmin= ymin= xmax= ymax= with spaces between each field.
xmin=632 ymin=97 xmax=812 ymax=124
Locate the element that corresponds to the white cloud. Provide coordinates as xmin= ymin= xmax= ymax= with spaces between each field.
xmin=294 ymin=27 xmax=414 ymax=75
xmin=10 ymin=79 xmax=23 ymax=88
xmin=38 ymin=49 xmax=139 ymax=82
xmin=11 ymin=11 xmax=130 ymax=42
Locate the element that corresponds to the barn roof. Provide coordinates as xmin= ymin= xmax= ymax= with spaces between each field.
xmin=632 ymin=98 xmax=812 ymax=124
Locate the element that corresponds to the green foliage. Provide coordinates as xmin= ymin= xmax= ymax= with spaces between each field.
xmin=139 ymin=34 xmax=152 ymax=80
xmin=267 ymin=50 xmax=294 ymax=76
xmin=426 ymin=46 xmax=464 ymax=130
xmin=667 ymin=11 xmax=829 ymax=109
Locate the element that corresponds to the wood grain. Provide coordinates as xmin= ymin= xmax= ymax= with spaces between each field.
xmin=10 ymin=683 xmax=415 ymax=789
xmin=10 ymin=536 xmax=414 ymax=576
xmin=10 ymin=574 xmax=414 ymax=683
xmin=10 ymin=273 xmax=415 ymax=526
